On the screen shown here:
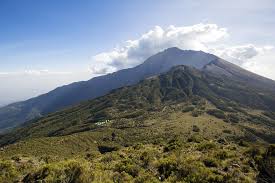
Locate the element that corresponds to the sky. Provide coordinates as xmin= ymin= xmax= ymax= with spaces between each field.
xmin=0 ymin=0 xmax=275 ymax=106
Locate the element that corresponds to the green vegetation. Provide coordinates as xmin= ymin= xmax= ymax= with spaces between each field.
xmin=0 ymin=65 xmax=275 ymax=182
xmin=182 ymin=106 xmax=195 ymax=112
xmin=207 ymin=109 xmax=226 ymax=119
xmin=1 ymin=104 xmax=274 ymax=182
xmin=262 ymin=111 xmax=275 ymax=120
xmin=1 ymin=139 xmax=269 ymax=183
xmin=192 ymin=125 xmax=200 ymax=132
xmin=228 ymin=114 xmax=240 ymax=123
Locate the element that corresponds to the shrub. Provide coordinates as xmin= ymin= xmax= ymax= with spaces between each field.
xmin=188 ymin=135 xmax=203 ymax=143
xmin=0 ymin=160 xmax=19 ymax=182
xmin=192 ymin=125 xmax=200 ymax=132
xmin=98 ymin=145 xmax=119 ymax=154
xmin=176 ymin=158 xmax=224 ymax=182
xmin=115 ymin=160 xmax=140 ymax=177
xmin=217 ymin=138 xmax=227 ymax=144
xmin=203 ymin=158 xmax=218 ymax=167
xmin=207 ymin=109 xmax=226 ymax=119
xmin=191 ymin=97 xmax=201 ymax=105
xmin=122 ymin=110 xmax=145 ymax=119
xmin=92 ymin=110 xmax=110 ymax=121
xmin=267 ymin=144 xmax=275 ymax=156
xmin=223 ymin=129 xmax=232 ymax=134
xmin=112 ymin=172 xmax=132 ymax=182
xmin=182 ymin=106 xmax=195 ymax=113
xmin=217 ymin=103 xmax=236 ymax=112
xmin=134 ymin=173 xmax=159 ymax=183
xmin=158 ymin=157 xmax=177 ymax=179
xmin=238 ymin=140 xmax=249 ymax=147
xmin=262 ymin=111 xmax=275 ymax=120
xmin=191 ymin=110 xmax=204 ymax=117
xmin=100 ymin=153 xmax=119 ymax=163
xmin=191 ymin=111 xmax=199 ymax=117
xmin=215 ymin=150 xmax=231 ymax=160
xmin=140 ymin=152 xmax=151 ymax=168
xmin=247 ymin=114 xmax=272 ymax=126
xmin=228 ymin=114 xmax=240 ymax=123
xmin=197 ymin=142 xmax=216 ymax=151
xmin=22 ymin=160 xmax=93 ymax=183
xmin=245 ymin=146 xmax=265 ymax=161
xmin=164 ymin=139 xmax=181 ymax=152
xmin=233 ymin=107 xmax=248 ymax=114
xmin=85 ymin=152 xmax=98 ymax=161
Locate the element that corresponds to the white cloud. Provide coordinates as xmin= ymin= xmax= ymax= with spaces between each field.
xmin=90 ymin=23 xmax=274 ymax=82
xmin=1 ymin=23 xmax=275 ymax=106
xmin=215 ymin=45 xmax=275 ymax=80
xmin=90 ymin=24 xmax=228 ymax=74
xmin=214 ymin=44 xmax=274 ymax=65
xmin=241 ymin=49 xmax=275 ymax=79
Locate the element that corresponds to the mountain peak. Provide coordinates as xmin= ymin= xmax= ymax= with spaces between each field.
xmin=1 ymin=47 xmax=275 ymax=131
xmin=162 ymin=47 xmax=212 ymax=55
xmin=163 ymin=46 xmax=183 ymax=52
xmin=141 ymin=47 xmax=218 ymax=70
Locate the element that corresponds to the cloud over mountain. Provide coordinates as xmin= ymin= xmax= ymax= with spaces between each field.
xmin=1 ymin=23 xmax=274 ymax=106
xmin=90 ymin=24 xmax=228 ymax=74
xmin=215 ymin=44 xmax=274 ymax=65
xmin=90 ymin=24 xmax=274 ymax=77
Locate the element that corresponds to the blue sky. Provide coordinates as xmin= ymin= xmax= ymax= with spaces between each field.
xmin=0 ymin=0 xmax=275 ymax=105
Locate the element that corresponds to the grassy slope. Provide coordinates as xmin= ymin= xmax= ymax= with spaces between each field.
xmin=2 ymin=139 xmax=268 ymax=183
xmin=0 ymin=103 xmax=274 ymax=182
xmin=0 ymin=110 xmax=242 ymax=158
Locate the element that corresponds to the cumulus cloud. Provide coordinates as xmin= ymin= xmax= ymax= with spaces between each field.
xmin=90 ymin=24 xmax=274 ymax=77
xmin=90 ymin=24 xmax=229 ymax=74
xmin=214 ymin=44 xmax=274 ymax=65
xmin=2 ymin=23 xmax=274 ymax=106
xmin=241 ymin=48 xmax=275 ymax=79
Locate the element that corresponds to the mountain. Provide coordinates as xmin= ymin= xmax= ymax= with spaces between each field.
xmin=1 ymin=64 xmax=275 ymax=182
xmin=1 ymin=47 xmax=275 ymax=132
xmin=1 ymin=64 xmax=275 ymax=145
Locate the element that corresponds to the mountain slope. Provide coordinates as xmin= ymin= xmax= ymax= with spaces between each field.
xmin=1 ymin=65 xmax=275 ymax=147
xmin=0 ymin=48 xmax=218 ymax=130
xmin=1 ymin=65 xmax=275 ymax=182
xmin=1 ymin=47 xmax=275 ymax=131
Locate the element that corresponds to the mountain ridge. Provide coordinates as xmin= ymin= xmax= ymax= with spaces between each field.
xmin=1 ymin=47 xmax=275 ymax=131
xmin=1 ymin=64 xmax=275 ymax=147
xmin=1 ymin=59 xmax=275 ymax=182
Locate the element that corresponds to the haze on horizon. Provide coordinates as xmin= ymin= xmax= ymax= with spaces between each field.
xmin=0 ymin=0 xmax=275 ymax=106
